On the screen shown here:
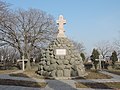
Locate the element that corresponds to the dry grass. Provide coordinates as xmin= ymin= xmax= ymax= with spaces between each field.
xmin=107 ymin=69 xmax=120 ymax=75
xmin=84 ymin=70 xmax=112 ymax=79
xmin=0 ymin=79 xmax=47 ymax=88
xmin=9 ymin=73 xmax=30 ymax=78
xmin=9 ymin=70 xmax=47 ymax=79
xmin=9 ymin=70 xmax=113 ymax=79
xmin=75 ymin=82 xmax=120 ymax=89
xmin=0 ymin=70 xmax=17 ymax=74
xmin=23 ymin=70 xmax=44 ymax=78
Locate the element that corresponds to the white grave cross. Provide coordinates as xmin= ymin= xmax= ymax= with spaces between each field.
xmin=17 ymin=56 xmax=28 ymax=71
xmin=56 ymin=15 xmax=66 ymax=37
xmin=22 ymin=56 xmax=25 ymax=71
xmin=1 ymin=56 xmax=3 ymax=61
xmin=99 ymin=55 xmax=104 ymax=70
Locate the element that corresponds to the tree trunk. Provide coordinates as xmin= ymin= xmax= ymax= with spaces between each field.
xmin=26 ymin=59 xmax=31 ymax=70
xmin=26 ymin=53 xmax=31 ymax=70
xmin=19 ymin=51 xmax=23 ymax=59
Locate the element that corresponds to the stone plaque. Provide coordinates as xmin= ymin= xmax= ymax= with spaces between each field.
xmin=56 ymin=49 xmax=66 ymax=55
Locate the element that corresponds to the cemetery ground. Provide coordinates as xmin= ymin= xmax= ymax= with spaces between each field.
xmin=75 ymin=82 xmax=120 ymax=89
xmin=9 ymin=69 xmax=112 ymax=79
xmin=106 ymin=69 xmax=120 ymax=75
xmin=0 ymin=70 xmax=17 ymax=74
xmin=0 ymin=69 xmax=120 ymax=89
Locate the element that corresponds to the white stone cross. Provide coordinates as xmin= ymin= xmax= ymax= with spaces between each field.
xmin=17 ymin=56 xmax=28 ymax=71
xmin=56 ymin=15 xmax=66 ymax=37
xmin=1 ymin=56 xmax=3 ymax=61
xmin=22 ymin=56 xmax=25 ymax=71
xmin=99 ymin=55 xmax=105 ymax=70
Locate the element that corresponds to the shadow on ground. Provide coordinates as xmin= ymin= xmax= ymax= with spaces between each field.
xmin=0 ymin=70 xmax=118 ymax=90
xmin=75 ymin=81 xmax=113 ymax=89
xmin=74 ymin=76 xmax=113 ymax=89
xmin=0 ymin=73 xmax=47 ymax=88
xmin=46 ymin=79 xmax=77 ymax=90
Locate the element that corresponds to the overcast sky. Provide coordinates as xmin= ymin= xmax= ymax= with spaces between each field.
xmin=4 ymin=0 xmax=120 ymax=54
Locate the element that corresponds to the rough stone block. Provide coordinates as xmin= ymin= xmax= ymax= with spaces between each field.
xmin=42 ymin=71 xmax=49 ymax=76
xmin=68 ymin=50 xmax=71 ymax=54
xmin=71 ymin=70 xmax=78 ymax=76
xmin=57 ymin=65 xmax=65 ymax=70
xmin=60 ymin=56 xmax=65 ymax=59
xmin=55 ymin=56 xmax=59 ymax=59
xmin=50 ymin=59 xmax=56 ymax=64
xmin=63 ymin=69 xmax=70 ymax=77
xmin=56 ymin=70 xmax=63 ymax=77
xmin=65 ymin=65 xmax=71 ymax=69
xmin=77 ymin=65 xmax=85 ymax=76
xmin=71 ymin=54 xmax=75 ymax=58
xmin=65 ymin=56 xmax=71 ymax=59
xmin=51 ymin=70 xmax=56 ymax=77
xmin=70 ymin=59 xmax=75 ymax=64
xmin=50 ymin=54 xmax=54 ymax=58
xmin=58 ymin=44 xmax=61 ymax=47
xmin=71 ymin=65 xmax=77 ymax=71
xmin=38 ymin=65 xmax=43 ymax=70
xmin=43 ymin=65 xmax=49 ymax=71
xmin=38 ymin=70 xmax=44 ymax=75
xmin=67 ymin=44 xmax=71 ymax=47
xmin=63 ymin=60 xmax=69 ymax=65
xmin=39 ymin=62 xmax=43 ymax=65
xmin=46 ymin=53 xmax=49 ymax=56
xmin=75 ymin=61 xmax=80 ymax=65
xmin=49 ymin=64 xmax=57 ymax=71
xmin=56 ymin=60 xmax=63 ymax=65
xmin=42 ymin=61 xmax=46 ymax=65
xmin=46 ymin=61 xmax=50 ymax=65
xmin=63 ymin=44 xmax=66 ymax=47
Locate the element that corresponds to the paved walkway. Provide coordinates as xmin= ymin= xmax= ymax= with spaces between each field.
xmin=0 ymin=85 xmax=112 ymax=90
xmin=0 ymin=70 xmax=119 ymax=90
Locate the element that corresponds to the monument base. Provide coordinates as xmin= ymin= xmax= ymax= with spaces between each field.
xmin=42 ymin=75 xmax=87 ymax=80
xmin=38 ymin=37 xmax=87 ymax=78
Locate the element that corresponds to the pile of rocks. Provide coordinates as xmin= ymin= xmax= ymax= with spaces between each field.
xmin=37 ymin=37 xmax=86 ymax=78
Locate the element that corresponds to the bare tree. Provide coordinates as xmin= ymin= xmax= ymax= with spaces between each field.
xmin=0 ymin=46 xmax=19 ymax=69
xmin=95 ymin=41 xmax=113 ymax=58
xmin=72 ymin=40 xmax=85 ymax=53
xmin=0 ymin=0 xmax=9 ymax=23
xmin=113 ymin=39 xmax=120 ymax=56
xmin=0 ymin=8 xmax=57 ymax=70
xmin=0 ymin=1 xmax=10 ymax=47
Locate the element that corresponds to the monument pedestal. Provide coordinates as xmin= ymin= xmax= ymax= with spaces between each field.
xmin=38 ymin=38 xmax=86 ymax=78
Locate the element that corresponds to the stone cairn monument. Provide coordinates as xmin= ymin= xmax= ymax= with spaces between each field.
xmin=37 ymin=15 xmax=86 ymax=79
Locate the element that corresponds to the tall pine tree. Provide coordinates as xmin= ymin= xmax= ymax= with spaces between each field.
xmin=90 ymin=48 xmax=100 ymax=70
xmin=80 ymin=53 xmax=85 ymax=61
xmin=110 ymin=51 xmax=118 ymax=68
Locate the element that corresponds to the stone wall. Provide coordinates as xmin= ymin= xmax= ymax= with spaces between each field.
xmin=37 ymin=37 xmax=86 ymax=78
